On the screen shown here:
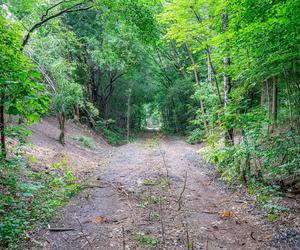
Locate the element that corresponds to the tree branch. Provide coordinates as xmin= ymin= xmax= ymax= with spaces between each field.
xmin=41 ymin=0 xmax=65 ymax=21
xmin=22 ymin=1 xmax=93 ymax=47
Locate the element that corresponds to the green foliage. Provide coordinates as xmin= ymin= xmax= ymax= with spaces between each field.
xmin=202 ymin=130 xmax=300 ymax=183
xmin=29 ymin=29 xmax=84 ymax=117
xmin=158 ymin=0 xmax=300 ymax=206
xmin=136 ymin=233 xmax=161 ymax=248
xmin=73 ymin=135 xmax=96 ymax=149
xmin=186 ymin=128 xmax=205 ymax=144
xmin=0 ymin=157 xmax=80 ymax=248
xmin=0 ymin=14 xmax=48 ymax=123
xmin=2 ymin=0 xmax=299 ymax=232
xmin=95 ymin=119 xmax=127 ymax=145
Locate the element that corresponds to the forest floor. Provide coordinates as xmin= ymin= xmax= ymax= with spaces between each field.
xmin=20 ymin=118 xmax=300 ymax=250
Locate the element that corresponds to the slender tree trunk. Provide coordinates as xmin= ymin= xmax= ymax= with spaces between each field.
xmin=222 ymin=11 xmax=234 ymax=145
xmin=73 ymin=106 xmax=80 ymax=122
xmin=285 ymin=80 xmax=293 ymax=130
xmin=260 ymin=81 xmax=266 ymax=107
xmin=206 ymin=46 xmax=223 ymax=106
xmin=223 ymin=55 xmax=234 ymax=145
xmin=265 ymin=79 xmax=271 ymax=133
xmin=58 ymin=112 xmax=66 ymax=145
xmin=171 ymin=99 xmax=180 ymax=133
xmin=0 ymin=104 xmax=5 ymax=158
xmin=126 ymin=87 xmax=132 ymax=143
xmin=271 ymin=77 xmax=278 ymax=133
xmin=104 ymin=104 xmax=109 ymax=120
xmin=0 ymin=85 xmax=6 ymax=158
xmin=170 ymin=43 xmax=188 ymax=79
xmin=184 ymin=43 xmax=208 ymax=132
xmin=207 ymin=46 xmax=213 ymax=87
xmin=223 ymin=60 xmax=230 ymax=108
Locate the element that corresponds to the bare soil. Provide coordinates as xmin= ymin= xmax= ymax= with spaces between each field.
xmin=20 ymin=119 xmax=300 ymax=250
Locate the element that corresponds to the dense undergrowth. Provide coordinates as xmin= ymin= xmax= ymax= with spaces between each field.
xmin=199 ymin=127 xmax=299 ymax=217
xmin=95 ymin=119 xmax=128 ymax=146
xmin=0 ymin=155 xmax=80 ymax=248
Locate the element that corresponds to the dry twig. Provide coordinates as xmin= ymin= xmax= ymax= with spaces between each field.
xmin=156 ymin=140 xmax=170 ymax=182
xmin=76 ymin=217 xmax=93 ymax=249
xmin=122 ymin=226 xmax=126 ymax=250
xmin=48 ymin=224 xmax=75 ymax=232
xmin=177 ymin=171 xmax=188 ymax=211
xmin=159 ymin=197 xmax=166 ymax=245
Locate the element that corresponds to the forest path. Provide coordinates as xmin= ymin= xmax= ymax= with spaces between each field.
xmin=23 ymin=130 xmax=284 ymax=250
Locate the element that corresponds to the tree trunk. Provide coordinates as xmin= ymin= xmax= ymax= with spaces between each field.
xmin=207 ymin=46 xmax=213 ymax=87
xmin=184 ymin=43 xmax=208 ymax=132
xmin=126 ymin=87 xmax=132 ymax=143
xmin=265 ymin=79 xmax=271 ymax=133
xmin=285 ymin=79 xmax=293 ymax=130
xmin=271 ymin=77 xmax=278 ymax=133
xmin=0 ymin=85 xmax=6 ymax=159
xmin=223 ymin=57 xmax=234 ymax=144
xmin=73 ymin=106 xmax=80 ymax=122
xmin=222 ymin=11 xmax=234 ymax=146
xmin=223 ymin=59 xmax=230 ymax=107
xmin=58 ymin=112 xmax=66 ymax=145
xmin=0 ymin=103 xmax=5 ymax=158
xmin=260 ymin=81 xmax=266 ymax=107
xmin=206 ymin=46 xmax=223 ymax=106
xmin=104 ymin=104 xmax=109 ymax=120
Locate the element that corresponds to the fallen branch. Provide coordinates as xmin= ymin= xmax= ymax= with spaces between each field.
xmin=201 ymin=210 xmax=218 ymax=214
xmin=48 ymin=224 xmax=75 ymax=232
xmin=81 ymin=185 xmax=109 ymax=190
xmin=250 ymin=231 xmax=256 ymax=241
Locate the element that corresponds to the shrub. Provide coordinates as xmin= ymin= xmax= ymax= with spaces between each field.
xmin=74 ymin=135 xmax=96 ymax=149
xmin=0 ymin=157 xmax=80 ymax=248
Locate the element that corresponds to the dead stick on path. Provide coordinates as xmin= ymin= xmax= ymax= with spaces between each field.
xmin=201 ymin=210 xmax=218 ymax=214
xmin=159 ymin=195 xmax=166 ymax=245
xmin=177 ymin=171 xmax=187 ymax=211
xmin=148 ymin=188 xmax=152 ymax=221
xmin=122 ymin=226 xmax=126 ymax=250
xmin=48 ymin=224 xmax=75 ymax=232
xmin=156 ymin=140 xmax=169 ymax=182
xmin=76 ymin=217 xmax=93 ymax=249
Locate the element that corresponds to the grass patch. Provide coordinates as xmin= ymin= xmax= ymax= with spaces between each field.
xmin=142 ymin=177 xmax=169 ymax=188
xmin=0 ymin=156 xmax=80 ymax=249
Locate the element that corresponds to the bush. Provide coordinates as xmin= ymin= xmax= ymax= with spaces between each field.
xmin=0 ymin=156 xmax=80 ymax=248
xmin=186 ymin=128 xmax=206 ymax=144
xmin=73 ymin=135 xmax=96 ymax=149
xmin=95 ymin=119 xmax=127 ymax=145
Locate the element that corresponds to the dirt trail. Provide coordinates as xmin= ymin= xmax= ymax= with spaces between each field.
xmin=21 ymin=123 xmax=297 ymax=250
